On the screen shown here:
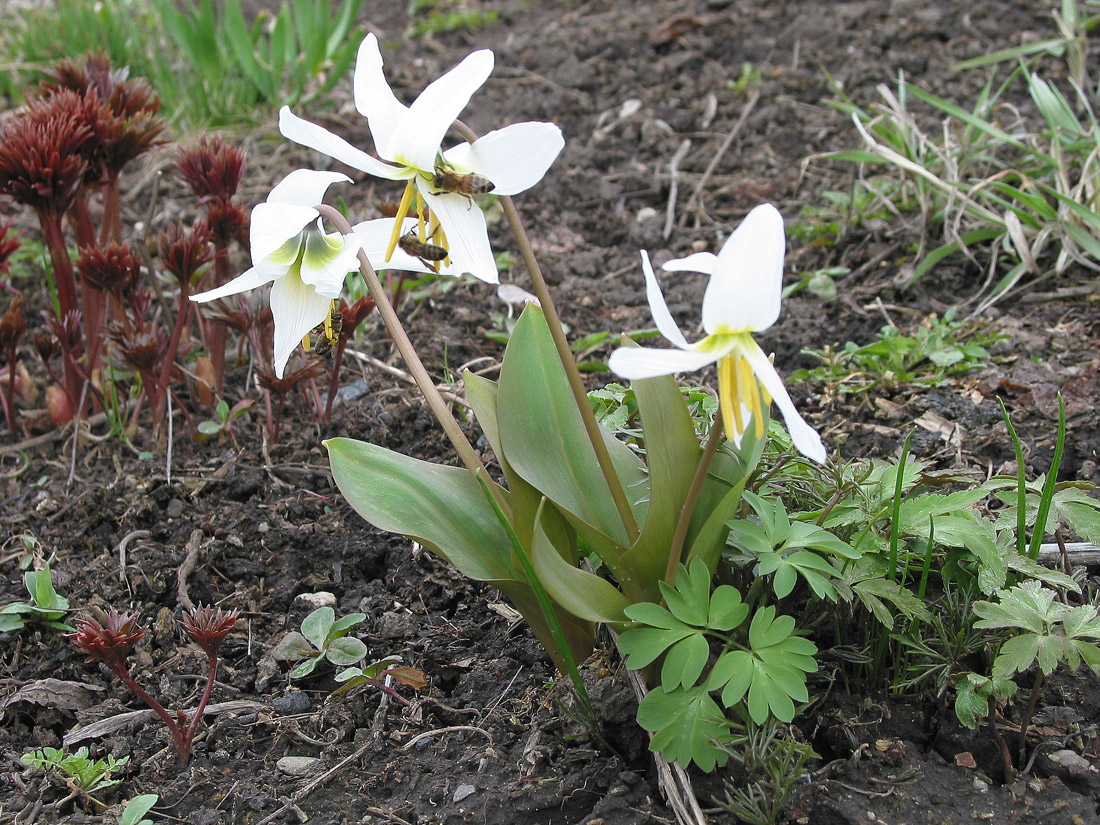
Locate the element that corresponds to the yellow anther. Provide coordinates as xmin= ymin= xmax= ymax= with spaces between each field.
xmin=385 ymin=182 xmax=417 ymax=262
xmin=718 ymin=355 xmax=742 ymax=441
xmin=738 ymin=355 xmax=765 ymax=438
xmin=323 ymin=300 xmax=335 ymax=339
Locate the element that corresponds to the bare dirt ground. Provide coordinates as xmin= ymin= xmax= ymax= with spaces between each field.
xmin=3 ymin=1 xmax=1100 ymax=823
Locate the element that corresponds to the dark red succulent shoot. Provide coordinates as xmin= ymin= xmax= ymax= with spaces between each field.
xmin=69 ymin=606 xmax=237 ymax=765
xmin=0 ymin=219 xmax=20 ymax=295
xmin=0 ymin=294 xmax=27 ymax=434
xmin=256 ymin=357 xmax=328 ymax=443
xmin=76 ymin=242 xmax=142 ymax=371
xmin=180 ymin=605 xmax=239 ymax=659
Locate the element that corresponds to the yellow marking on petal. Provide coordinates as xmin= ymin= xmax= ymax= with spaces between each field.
xmin=738 ymin=354 xmax=765 ymax=439
xmin=718 ymin=355 xmax=742 ymax=441
xmin=385 ymin=182 xmax=417 ymax=262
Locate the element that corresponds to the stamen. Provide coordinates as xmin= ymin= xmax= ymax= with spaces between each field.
xmin=323 ymin=300 xmax=334 ymax=339
xmin=385 ymin=182 xmax=417 ymax=261
xmin=738 ymin=355 xmax=764 ymax=438
xmin=718 ymin=356 xmax=742 ymax=441
xmin=302 ymin=334 xmax=312 ymax=351
xmin=416 ymin=191 xmax=427 ymax=241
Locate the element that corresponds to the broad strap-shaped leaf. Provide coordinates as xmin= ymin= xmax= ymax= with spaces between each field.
xmin=530 ymin=500 xmax=630 ymax=625
xmin=496 ymin=304 xmax=646 ymax=549
xmin=615 ymin=338 xmax=702 ymax=597
xmin=327 ymin=437 xmax=514 ymax=582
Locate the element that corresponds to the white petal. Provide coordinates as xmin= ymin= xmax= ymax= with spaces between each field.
xmin=269 ymin=272 xmax=333 ymax=379
xmin=419 ymin=189 xmax=498 ymax=283
xmin=662 ymin=251 xmax=719 ymax=276
xmin=441 ymin=122 xmax=564 ymax=196
xmin=250 ymin=202 xmax=317 ymax=264
xmin=352 ymin=34 xmax=407 ymax=154
xmin=299 ymin=233 xmax=361 ymax=296
xmin=279 ymin=107 xmax=408 ymax=180
xmin=267 ymin=169 xmax=351 ymax=207
xmin=608 ymin=345 xmax=719 ymax=380
xmin=351 ymin=218 xmax=465 ymax=276
xmin=388 ymin=50 xmax=494 ymax=171
xmin=742 ymin=342 xmax=826 ymax=464
xmin=191 ymin=264 xmax=280 ymax=303
xmin=702 ymin=203 xmax=785 ymax=335
xmin=640 ymin=250 xmax=692 ymax=350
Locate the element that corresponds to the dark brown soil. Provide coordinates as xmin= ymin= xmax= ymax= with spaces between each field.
xmin=3 ymin=1 xmax=1100 ymax=824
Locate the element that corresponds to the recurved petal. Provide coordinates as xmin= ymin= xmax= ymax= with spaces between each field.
xmin=741 ymin=342 xmax=826 ymax=464
xmin=299 ymin=231 xmax=361 ymax=296
xmin=702 ymin=203 xmax=786 ymax=335
xmin=352 ymin=33 xmax=407 ymax=153
xmin=419 ymin=189 xmax=498 ymax=283
xmin=352 ymin=218 xmax=466 ymax=276
xmin=270 ymin=272 xmax=334 ymax=379
xmin=267 ymin=169 xmax=351 ymax=208
xmin=608 ymin=345 xmax=720 ymax=380
xmin=388 ymin=49 xmax=494 ymax=171
xmin=661 ymin=251 xmax=719 ymax=276
xmin=279 ymin=107 xmax=408 ymax=180
xmin=441 ymin=122 xmax=564 ymax=196
xmin=190 ymin=263 xmax=282 ymax=303
xmin=250 ymin=201 xmax=317 ymax=264
xmin=640 ymin=250 xmax=692 ymax=350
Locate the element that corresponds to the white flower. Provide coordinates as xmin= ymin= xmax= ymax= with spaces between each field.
xmin=278 ymin=33 xmax=564 ymax=284
xmin=607 ymin=204 xmax=826 ymax=463
xmin=191 ymin=169 xmax=362 ymax=379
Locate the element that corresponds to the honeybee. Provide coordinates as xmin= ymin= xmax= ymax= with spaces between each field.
xmin=398 ymin=231 xmax=448 ymax=266
xmin=431 ymin=166 xmax=494 ymax=196
xmin=312 ymin=307 xmax=343 ymax=356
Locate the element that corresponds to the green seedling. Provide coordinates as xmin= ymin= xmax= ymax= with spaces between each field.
xmin=21 ymin=746 xmax=129 ymax=797
xmin=332 ymin=654 xmax=427 ymax=700
xmin=407 ymin=0 xmax=499 ymax=37
xmin=271 ymin=606 xmax=368 ymax=678
xmin=119 ymin=794 xmax=158 ymax=825
xmin=196 ymin=397 xmax=255 ymax=445
xmin=0 ymin=562 xmax=71 ymax=632
xmin=716 ymin=718 xmax=817 ymax=825
xmin=792 ymin=312 xmax=994 ymax=396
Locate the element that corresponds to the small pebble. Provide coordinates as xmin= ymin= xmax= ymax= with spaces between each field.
xmin=276 ymin=756 xmax=322 ymax=777
xmin=453 ymin=784 xmax=476 ymax=803
xmin=273 ymin=691 xmax=311 ymax=715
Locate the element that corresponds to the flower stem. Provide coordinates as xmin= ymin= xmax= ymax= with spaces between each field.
xmin=312 ymin=205 xmax=507 ymax=515
xmin=665 ymin=409 xmax=724 ymax=585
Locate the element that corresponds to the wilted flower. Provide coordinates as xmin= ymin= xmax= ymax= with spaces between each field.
xmin=279 ymin=33 xmax=564 ymax=284
xmin=191 ymin=169 xmax=363 ymax=378
xmin=608 ymin=204 xmax=826 ymax=464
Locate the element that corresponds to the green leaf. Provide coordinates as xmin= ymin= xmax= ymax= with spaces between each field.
xmin=992 ymin=634 xmax=1040 ymax=677
xmin=637 ymin=685 xmax=733 ymax=771
xmin=617 ymin=338 xmax=702 ymax=593
xmin=119 ymin=794 xmax=159 ymax=825
xmin=329 ymin=613 xmax=366 ymax=637
xmin=325 ymin=636 xmax=368 ymax=666
xmin=326 ymin=437 xmax=514 ymax=583
xmin=496 ymin=304 xmax=646 ymax=551
xmin=529 ymin=506 xmax=630 ymax=625
xmin=290 ymin=657 xmax=319 ymax=678
xmin=269 ymin=632 xmax=314 ymax=661
xmin=300 ymin=607 xmax=334 ymax=649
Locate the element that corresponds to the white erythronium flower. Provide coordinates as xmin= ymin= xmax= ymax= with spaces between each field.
xmin=191 ymin=169 xmax=363 ymax=379
xmin=278 ymin=32 xmax=565 ymax=284
xmin=352 ymin=217 xmax=468 ymax=277
xmin=607 ymin=204 xmax=826 ymax=464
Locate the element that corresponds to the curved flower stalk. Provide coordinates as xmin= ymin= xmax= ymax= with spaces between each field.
xmin=608 ymin=204 xmax=826 ymax=464
xmin=191 ymin=169 xmax=363 ymax=378
xmin=278 ymin=33 xmax=564 ymax=284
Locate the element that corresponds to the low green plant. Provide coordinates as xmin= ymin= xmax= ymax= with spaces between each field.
xmin=0 ymin=562 xmax=71 ymax=632
xmin=407 ymin=0 xmax=500 ymax=37
xmin=196 ymin=397 xmax=255 ymax=446
xmin=271 ymin=606 xmax=368 ymax=678
xmin=791 ymin=311 xmax=995 ymax=396
xmin=715 ymin=719 xmax=818 ymax=825
xmin=119 ymin=794 xmax=158 ymax=825
xmin=21 ymin=746 xmax=128 ymax=796
xmin=819 ymin=6 xmax=1100 ymax=310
